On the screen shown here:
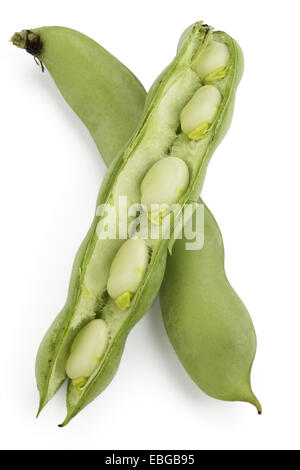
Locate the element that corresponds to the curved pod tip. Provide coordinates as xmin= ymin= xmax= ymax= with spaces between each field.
xmin=36 ymin=396 xmax=47 ymax=418
xmin=36 ymin=406 xmax=42 ymax=419
xmin=252 ymin=396 xmax=262 ymax=415
xmin=58 ymin=413 xmax=73 ymax=428
xmin=243 ymin=390 xmax=262 ymax=415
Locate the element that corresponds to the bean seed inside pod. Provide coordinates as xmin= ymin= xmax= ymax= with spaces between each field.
xmin=192 ymin=40 xmax=230 ymax=82
xmin=107 ymin=238 xmax=149 ymax=310
xmin=180 ymin=85 xmax=221 ymax=140
xmin=141 ymin=156 xmax=189 ymax=221
xmin=65 ymin=319 xmax=109 ymax=393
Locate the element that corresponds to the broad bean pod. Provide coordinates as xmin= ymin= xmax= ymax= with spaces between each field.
xmin=161 ymin=207 xmax=260 ymax=410
xmin=11 ymin=27 xmax=145 ymax=163
xmin=12 ymin=21 xmax=260 ymax=424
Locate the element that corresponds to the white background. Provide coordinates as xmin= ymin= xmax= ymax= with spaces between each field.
xmin=1 ymin=0 xmax=299 ymax=450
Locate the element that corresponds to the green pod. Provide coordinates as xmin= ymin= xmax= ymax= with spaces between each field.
xmin=11 ymin=26 xmax=145 ymax=164
xmin=70 ymin=21 xmax=242 ymax=425
xmin=160 ymin=205 xmax=261 ymax=412
xmin=12 ymin=22 xmax=260 ymax=421
xmin=12 ymin=26 xmax=148 ymax=415
xmin=61 ymin=21 xmax=244 ymax=426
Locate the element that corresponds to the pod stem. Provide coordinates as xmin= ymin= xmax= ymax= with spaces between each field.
xmin=10 ymin=29 xmax=44 ymax=71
